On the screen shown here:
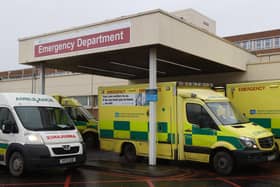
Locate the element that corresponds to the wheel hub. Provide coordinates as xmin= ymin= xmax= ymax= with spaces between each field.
xmin=218 ymin=157 xmax=228 ymax=169
xmin=13 ymin=158 xmax=23 ymax=171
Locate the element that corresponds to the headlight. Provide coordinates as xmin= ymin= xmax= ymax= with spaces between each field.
xmin=25 ymin=134 xmax=44 ymax=144
xmin=77 ymin=132 xmax=84 ymax=143
xmin=240 ymin=137 xmax=257 ymax=149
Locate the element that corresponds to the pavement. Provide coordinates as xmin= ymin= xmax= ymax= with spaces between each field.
xmin=84 ymin=149 xmax=183 ymax=177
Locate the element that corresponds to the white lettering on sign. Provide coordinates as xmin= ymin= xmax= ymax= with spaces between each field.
xmin=34 ymin=22 xmax=131 ymax=57
xmin=46 ymin=134 xmax=76 ymax=140
xmin=76 ymin=31 xmax=124 ymax=48
xmin=38 ymin=42 xmax=75 ymax=54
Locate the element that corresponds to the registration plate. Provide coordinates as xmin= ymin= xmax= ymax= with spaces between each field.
xmin=268 ymin=154 xmax=276 ymax=161
xmin=59 ymin=157 xmax=76 ymax=164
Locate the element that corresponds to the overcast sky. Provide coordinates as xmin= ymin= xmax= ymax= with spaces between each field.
xmin=1 ymin=0 xmax=280 ymax=71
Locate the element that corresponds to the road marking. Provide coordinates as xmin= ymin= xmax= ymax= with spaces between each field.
xmin=1 ymin=169 xmax=280 ymax=186
xmin=2 ymin=175 xmax=277 ymax=187
xmin=64 ymin=175 xmax=72 ymax=187
xmin=217 ymin=177 xmax=241 ymax=187
xmin=146 ymin=180 xmax=155 ymax=187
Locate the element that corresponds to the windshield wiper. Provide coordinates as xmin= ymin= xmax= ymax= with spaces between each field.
xmin=229 ymin=122 xmax=250 ymax=125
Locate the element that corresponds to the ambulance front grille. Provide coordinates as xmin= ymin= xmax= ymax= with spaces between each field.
xmin=52 ymin=146 xmax=79 ymax=155
xmin=258 ymin=136 xmax=274 ymax=149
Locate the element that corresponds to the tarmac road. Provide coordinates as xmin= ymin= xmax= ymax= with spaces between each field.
xmin=0 ymin=150 xmax=280 ymax=187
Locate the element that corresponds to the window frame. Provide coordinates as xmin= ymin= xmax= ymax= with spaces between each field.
xmin=0 ymin=107 xmax=19 ymax=133
xmin=185 ymin=102 xmax=219 ymax=130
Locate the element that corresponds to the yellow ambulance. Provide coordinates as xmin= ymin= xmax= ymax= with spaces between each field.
xmin=53 ymin=95 xmax=98 ymax=148
xmin=98 ymin=82 xmax=277 ymax=175
xmin=227 ymin=80 xmax=280 ymax=151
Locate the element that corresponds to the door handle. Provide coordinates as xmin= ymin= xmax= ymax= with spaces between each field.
xmin=269 ymin=85 xmax=279 ymax=88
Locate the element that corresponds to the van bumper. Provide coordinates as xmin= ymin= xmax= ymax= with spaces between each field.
xmin=23 ymin=143 xmax=86 ymax=170
xmin=233 ymin=148 xmax=278 ymax=165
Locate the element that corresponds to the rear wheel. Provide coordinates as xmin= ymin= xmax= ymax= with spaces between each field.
xmin=123 ymin=143 xmax=136 ymax=163
xmin=212 ymin=151 xmax=233 ymax=175
xmin=9 ymin=152 xmax=25 ymax=177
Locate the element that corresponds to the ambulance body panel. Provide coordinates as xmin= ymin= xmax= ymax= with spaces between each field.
xmin=98 ymin=82 xmax=277 ymax=175
xmin=0 ymin=93 xmax=86 ymax=176
xmin=227 ymin=80 xmax=280 ymax=149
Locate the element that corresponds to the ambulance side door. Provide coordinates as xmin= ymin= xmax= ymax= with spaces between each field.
xmin=0 ymin=107 xmax=18 ymax=164
xmin=184 ymin=101 xmax=219 ymax=163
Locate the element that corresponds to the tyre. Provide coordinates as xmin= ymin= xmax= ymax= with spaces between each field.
xmin=123 ymin=143 xmax=137 ymax=163
xmin=83 ymin=133 xmax=99 ymax=150
xmin=212 ymin=151 xmax=233 ymax=175
xmin=9 ymin=152 xmax=25 ymax=177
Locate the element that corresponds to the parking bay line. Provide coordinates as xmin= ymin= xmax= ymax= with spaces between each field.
xmin=216 ymin=177 xmax=241 ymax=187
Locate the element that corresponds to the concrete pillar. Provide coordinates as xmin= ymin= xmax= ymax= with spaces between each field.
xmin=40 ymin=64 xmax=45 ymax=94
xmin=149 ymin=48 xmax=157 ymax=166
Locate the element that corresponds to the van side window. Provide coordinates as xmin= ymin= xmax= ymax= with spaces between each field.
xmin=0 ymin=108 xmax=18 ymax=133
xmin=186 ymin=103 xmax=217 ymax=129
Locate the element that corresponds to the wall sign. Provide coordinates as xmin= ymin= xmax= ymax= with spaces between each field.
xmin=34 ymin=22 xmax=131 ymax=57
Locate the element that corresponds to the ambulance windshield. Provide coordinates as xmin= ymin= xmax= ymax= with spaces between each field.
xmin=207 ymin=102 xmax=249 ymax=125
xmin=15 ymin=106 xmax=75 ymax=131
xmin=65 ymin=106 xmax=95 ymax=122
xmin=78 ymin=107 xmax=94 ymax=120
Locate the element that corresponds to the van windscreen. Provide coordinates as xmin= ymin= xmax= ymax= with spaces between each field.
xmin=15 ymin=106 xmax=75 ymax=131
xmin=207 ymin=102 xmax=249 ymax=125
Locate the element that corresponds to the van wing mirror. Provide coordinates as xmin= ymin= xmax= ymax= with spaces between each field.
xmin=1 ymin=120 xmax=15 ymax=134
xmin=191 ymin=124 xmax=199 ymax=128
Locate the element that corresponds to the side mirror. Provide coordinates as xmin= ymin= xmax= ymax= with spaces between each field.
xmin=191 ymin=124 xmax=199 ymax=128
xmin=2 ymin=120 xmax=15 ymax=134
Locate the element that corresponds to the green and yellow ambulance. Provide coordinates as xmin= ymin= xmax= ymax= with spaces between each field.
xmin=227 ymin=80 xmax=280 ymax=151
xmin=98 ymin=82 xmax=277 ymax=175
xmin=53 ymin=95 xmax=98 ymax=148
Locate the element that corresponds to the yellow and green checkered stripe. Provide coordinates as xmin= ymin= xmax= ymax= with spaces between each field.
xmin=0 ymin=143 xmax=8 ymax=149
xmin=75 ymin=121 xmax=98 ymax=132
xmin=100 ymin=121 xmax=175 ymax=143
xmin=185 ymin=127 xmax=245 ymax=150
xmin=250 ymin=118 xmax=280 ymax=138
xmin=0 ymin=143 xmax=8 ymax=160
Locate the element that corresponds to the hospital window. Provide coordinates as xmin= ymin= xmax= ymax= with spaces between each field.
xmin=255 ymin=39 xmax=262 ymax=50
xmin=264 ymin=38 xmax=273 ymax=49
xmin=274 ymin=37 xmax=280 ymax=48
xmin=243 ymin=41 xmax=250 ymax=50
xmin=71 ymin=95 xmax=98 ymax=108
xmin=234 ymin=42 xmax=241 ymax=47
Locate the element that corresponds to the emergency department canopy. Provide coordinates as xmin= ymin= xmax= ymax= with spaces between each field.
xmin=18 ymin=9 xmax=256 ymax=80
xmin=18 ymin=9 xmax=257 ymax=166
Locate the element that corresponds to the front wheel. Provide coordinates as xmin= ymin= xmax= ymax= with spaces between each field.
xmin=9 ymin=152 xmax=25 ymax=177
xmin=123 ymin=143 xmax=137 ymax=163
xmin=212 ymin=151 xmax=233 ymax=175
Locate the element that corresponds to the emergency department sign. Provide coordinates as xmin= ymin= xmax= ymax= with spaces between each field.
xmin=34 ymin=22 xmax=131 ymax=57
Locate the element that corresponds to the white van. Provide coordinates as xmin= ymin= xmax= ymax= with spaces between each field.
xmin=0 ymin=93 xmax=86 ymax=176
